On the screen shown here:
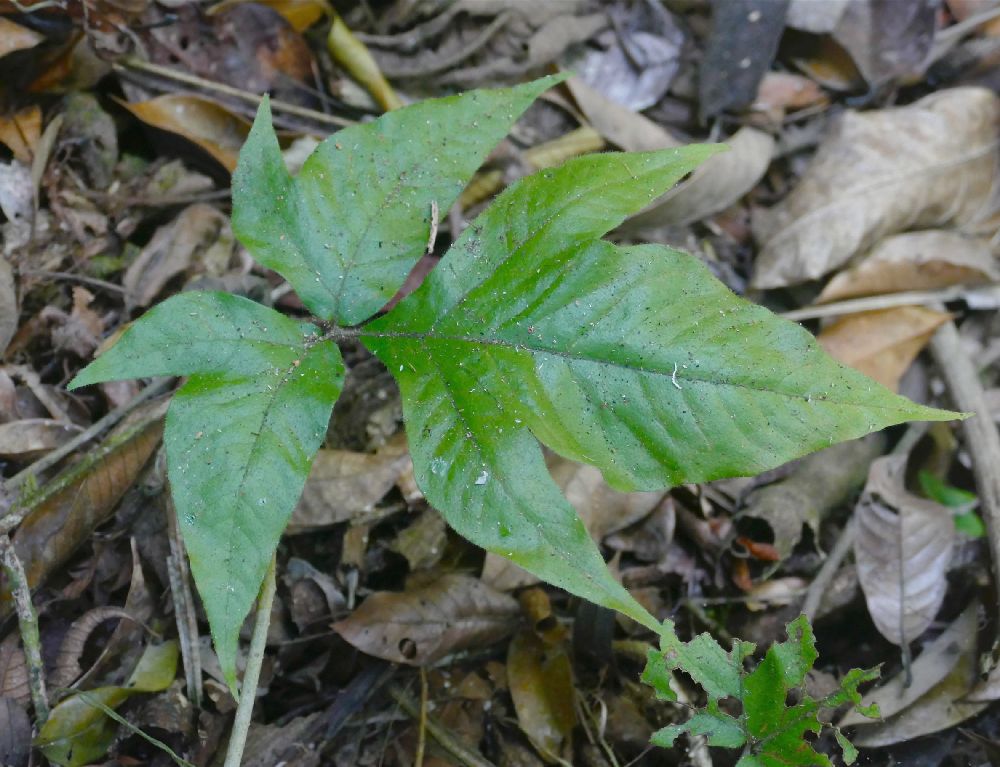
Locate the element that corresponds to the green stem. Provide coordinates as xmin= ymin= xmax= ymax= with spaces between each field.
xmin=0 ymin=534 xmax=49 ymax=722
xmin=223 ymin=554 xmax=277 ymax=767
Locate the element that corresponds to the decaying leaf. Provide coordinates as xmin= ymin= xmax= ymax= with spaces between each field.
xmin=854 ymin=454 xmax=955 ymax=645
xmin=832 ymin=0 xmax=939 ymax=86
xmin=565 ymin=76 xmax=679 ymax=153
xmin=288 ymin=434 xmax=411 ymax=532
xmin=841 ymin=602 xmax=978 ymax=727
xmin=0 ymin=18 xmax=43 ymax=59
xmin=507 ymin=629 xmax=577 ymax=763
xmin=0 ymin=697 xmax=30 ymax=767
xmin=0 ymin=106 xmax=41 ymax=164
xmin=818 ymin=306 xmax=952 ymax=391
xmin=753 ymin=87 xmax=1000 ymax=288
xmin=123 ymin=203 xmax=234 ymax=309
xmin=622 ymin=126 xmax=775 ymax=231
xmin=752 ymin=71 xmax=828 ymax=119
xmin=285 ymin=557 xmax=345 ymax=631
xmin=333 ymin=574 xmax=519 ymax=665
xmin=740 ymin=435 xmax=883 ymax=561
xmin=0 ymin=404 xmax=165 ymax=619
xmin=817 ymin=230 xmax=1000 ymax=303
xmin=0 ymin=633 xmax=29 ymax=707
xmin=118 ymin=94 xmax=251 ymax=172
xmin=0 ymin=419 xmax=83 ymax=461
xmin=390 ymin=509 xmax=448 ymax=571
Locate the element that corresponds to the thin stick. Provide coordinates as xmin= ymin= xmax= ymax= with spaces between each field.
xmin=780 ymin=283 xmax=998 ymax=322
xmin=223 ymin=554 xmax=277 ymax=767
xmin=930 ymin=320 xmax=1000 ymax=609
xmin=20 ymin=270 xmax=125 ymax=294
xmin=388 ymin=685 xmax=496 ymax=767
xmin=0 ymin=534 xmax=49 ymax=722
xmin=114 ymin=58 xmax=353 ymax=130
xmin=415 ymin=667 xmax=428 ymax=767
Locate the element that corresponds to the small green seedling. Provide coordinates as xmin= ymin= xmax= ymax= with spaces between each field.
xmin=71 ymin=75 xmax=956 ymax=762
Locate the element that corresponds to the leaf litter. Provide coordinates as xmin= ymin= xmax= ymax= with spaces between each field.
xmin=1 ymin=2 xmax=999 ymax=765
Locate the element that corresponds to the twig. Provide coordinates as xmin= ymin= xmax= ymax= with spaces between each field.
xmin=165 ymin=495 xmax=202 ymax=707
xmin=19 ymin=270 xmax=125 ymax=294
xmin=223 ymin=554 xmax=277 ymax=767
xmin=113 ymin=58 xmax=353 ymax=130
xmin=415 ymin=667 xmax=428 ymax=767
xmin=5 ymin=377 xmax=173 ymax=500
xmin=929 ymin=319 xmax=1000 ymax=610
xmin=0 ymin=534 xmax=49 ymax=722
xmin=388 ymin=685 xmax=496 ymax=767
xmin=780 ymin=283 xmax=1000 ymax=322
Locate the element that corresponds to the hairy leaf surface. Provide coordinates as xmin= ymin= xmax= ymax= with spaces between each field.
xmin=70 ymin=292 xmax=343 ymax=691
xmin=363 ymin=149 xmax=956 ymax=629
xmin=232 ymin=76 xmax=561 ymax=325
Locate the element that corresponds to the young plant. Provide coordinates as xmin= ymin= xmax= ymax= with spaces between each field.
xmin=70 ymin=75 xmax=955 ymax=761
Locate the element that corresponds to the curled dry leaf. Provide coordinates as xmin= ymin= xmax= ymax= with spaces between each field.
xmin=0 ymin=419 xmax=83 ymax=460
xmin=622 ymin=127 xmax=775 ymax=231
xmin=0 ymin=106 xmax=41 ymax=164
xmin=854 ymin=454 xmax=955 ymax=646
xmin=817 ymin=230 xmax=1000 ymax=303
xmin=0 ymin=405 xmax=164 ymax=619
xmin=123 ymin=203 xmax=233 ymax=309
xmin=333 ymin=574 xmax=519 ymax=665
xmin=565 ymin=76 xmax=680 ymax=152
xmin=753 ymin=87 xmax=1000 ymax=288
xmin=841 ymin=602 xmax=978 ymax=727
xmin=118 ymin=94 xmax=251 ymax=172
xmin=507 ymin=629 xmax=577 ymax=763
xmin=817 ymin=306 xmax=952 ymax=391
xmin=288 ymin=434 xmax=411 ymax=532
xmin=390 ymin=509 xmax=448 ymax=571
xmin=0 ymin=633 xmax=29 ymax=706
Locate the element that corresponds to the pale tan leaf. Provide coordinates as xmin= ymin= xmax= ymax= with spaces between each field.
xmin=752 ymin=72 xmax=828 ymax=117
xmin=0 ymin=19 xmax=43 ymax=59
xmin=623 ymin=127 xmax=775 ymax=231
xmin=818 ymin=230 xmax=1000 ymax=304
xmin=854 ymin=455 xmax=955 ymax=646
xmin=817 ymin=306 xmax=951 ymax=391
xmin=841 ymin=603 xmax=978 ymax=727
xmin=390 ymin=509 xmax=448 ymax=571
xmin=508 ymin=629 xmax=576 ymax=763
xmin=565 ymin=76 xmax=680 ymax=153
xmin=0 ymin=419 xmax=82 ymax=460
xmin=289 ymin=435 xmax=411 ymax=532
xmin=753 ymin=87 xmax=1000 ymax=288
xmin=333 ymin=574 xmax=519 ymax=665
xmin=118 ymin=94 xmax=251 ymax=171
xmin=0 ymin=634 xmax=29 ymax=706
xmin=123 ymin=204 xmax=232 ymax=308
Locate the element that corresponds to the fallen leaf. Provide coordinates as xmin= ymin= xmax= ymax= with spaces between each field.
xmin=786 ymin=0 xmax=851 ymax=32
xmin=833 ymin=0 xmax=939 ymax=86
xmin=854 ymin=454 xmax=955 ymax=645
xmin=622 ymin=127 xmax=775 ymax=231
xmin=390 ymin=509 xmax=448 ymax=571
xmin=0 ymin=697 xmax=30 ymax=767
xmin=209 ymin=0 xmax=330 ymax=31
xmin=0 ymin=404 xmax=165 ymax=619
xmin=817 ymin=230 xmax=1000 ymax=303
xmin=841 ymin=602 xmax=978 ymax=726
xmin=288 ymin=435 xmax=412 ymax=532
xmin=740 ymin=435 xmax=883 ymax=561
xmin=0 ymin=106 xmax=41 ymax=163
xmin=818 ymin=306 xmax=952 ymax=390
xmin=0 ymin=633 xmax=28 ymax=706
xmin=507 ymin=629 xmax=577 ymax=762
xmin=752 ymin=72 xmax=828 ymax=118
xmin=753 ymin=87 xmax=1000 ymax=288
xmin=0 ymin=419 xmax=83 ymax=460
xmin=333 ymin=574 xmax=519 ymax=665
xmin=699 ymin=0 xmax=790 ymax=120
xmin=118 ymin=94 xmax=251 ymax=172
xmin=123 ymin=203 xmax=233 ymax=308
xmin=565 ymin=75 xmax=680 ymax=152
xmin=788 ymin=34 xmax=866 ymax=91
xmin=0 ymin=18 xmax=43 ymax=59
xmin=284 ymin=557 xmax=345 ymax=632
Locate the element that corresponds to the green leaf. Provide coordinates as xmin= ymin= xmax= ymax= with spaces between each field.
xmin=363 ymin=147 xmax=957 ymax=628
xmin=36 ymin=641 xmax=178 ymax=767
xmin=232 ymin=75 xmax=564 ymax=325
xmin=70 ymin=292 xmax=343 ymax=692
xmin=919 ymin=470 xmax=984 ymax=537
xmin=652 ymin=706 xmax=746 ymax=749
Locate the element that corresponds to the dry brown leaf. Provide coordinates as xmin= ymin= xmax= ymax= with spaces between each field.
xmin=817 ymin=306 xmax=951 ymax=390
xmin=0 ymin=18 xmax=43 ymax=59
xmin=333 ymin=574 xmax=519 ymax=665
xmin=390 ymin=509 xmax=448 ymax=571
xmin=285 ymin=557 xmax=345 ymax=632
xmin=854 ymin=454 xmax=955 ymax=646
xmin=507 ymin=629 xmax=576 ymax=763
xmin=118 ymin=94 xmax=251 ymax=172
xmin=841 ymin=603 xmax=978 ymax=727
xmin=0 ymin=419 xmax=83 ymax=460
xmin=752 ymin=72 xmax=828 ymax=118
xmin=753 ymin=87 xmax=1000 ymax=288
xmin=123 ymin=204 xmax=233 ymax=309
xmin=0 ymin=106 xmax=41 ymax=164
xmin=209 ymin=0 xmax=329 ymax=31
xmin=622 ymin=126 xmax=775 ymax=231
xmin=0 ymin=406 xmax=164 ymax=619
xmin=790 ymin=35 xmax=865 ymax=91
xmin=289 ymin=435 xmax=411 ymax=532
xmin=832 ymin=0 xmax=938 ymax=86
xmin=0 ymin=696 xmax=30 ymax=767
xmin=565 ymin=76 xmax=680 ymax=152
xmin=0 ymin=634 xmax=29 ymax=706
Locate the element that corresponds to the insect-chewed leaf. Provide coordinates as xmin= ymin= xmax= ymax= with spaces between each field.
xmin=70 ymin=292 xmax=344 ymax=693
xmin=232 ymin=75 xmax=564 ymax=325
xmin=362 ymin=147 xmax=958 ymax=631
